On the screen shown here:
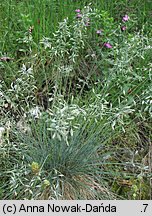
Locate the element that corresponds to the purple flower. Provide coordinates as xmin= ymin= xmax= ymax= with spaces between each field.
xmin=85 ymin=22 xmax=90 ymax=26
xmin=122 ymin=15 xmax=129 ymax=22
xmin=96 ymin=30 xmax=102 ymax=35
xmin=121 ymin=26 xmax=127 ymax=31
xmin=75 ymin=9 xmax=81 ymax=13
xmin=76 ymin=13 xmax=82 ymax=18
xmin=104 ymin=43 xmax=112 ymax=48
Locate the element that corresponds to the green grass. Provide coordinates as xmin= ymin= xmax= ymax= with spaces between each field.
xmin=0 ymin=0 xmax=152 ymax=200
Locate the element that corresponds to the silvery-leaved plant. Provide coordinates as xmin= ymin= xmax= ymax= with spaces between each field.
xmin=7 ymin=64 xmax=37 ymax=112
xmin=113 ymin=31 xmax=151 ymax=75
xmin=86 ymin=92 xmax=109 ymax=122
xmin=46 ymin=97 xmax=86 ymax=144
xmin=40 ymin=6 xmax=92 ymax=79
xmin=0 ymin=127 xmax=5 ymax=145
xmin=28 ymin=106 xmax=42 ymax=119
xmin=141 ymin=85 xmax=152 ymax=117
xmin=0 ymin=81 xmax=5 ymax=110
xmin=110 ymin=105 xmax=135 ymax=132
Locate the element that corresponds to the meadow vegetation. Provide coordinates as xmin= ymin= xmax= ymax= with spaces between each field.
xmin=0 ymin=0 xmax=152 ymax=199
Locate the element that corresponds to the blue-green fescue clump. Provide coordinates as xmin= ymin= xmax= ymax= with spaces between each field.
xmin=1 ymin=120 xmax=117 ymax=200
